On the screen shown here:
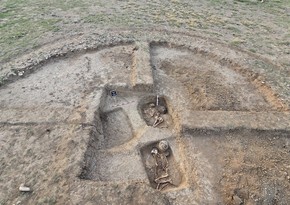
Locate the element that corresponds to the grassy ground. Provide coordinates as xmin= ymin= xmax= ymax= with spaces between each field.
xmin=0 ymin=0 xmax=289 ymax=68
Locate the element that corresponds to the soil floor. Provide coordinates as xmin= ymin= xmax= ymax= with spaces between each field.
xmin=0 ymin=1 xmax=290 ymax=205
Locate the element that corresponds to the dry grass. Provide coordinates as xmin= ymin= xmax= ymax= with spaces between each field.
xmin=0 ymin=0 xmax=289 ymax=67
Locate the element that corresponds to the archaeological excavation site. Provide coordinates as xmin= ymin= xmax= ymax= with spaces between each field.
xmin=0 ymin=30 xmax=290 ymax=205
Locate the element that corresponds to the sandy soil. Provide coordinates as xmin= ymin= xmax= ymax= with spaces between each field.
xmin=0 ymin=1 xmax=290 ymax=205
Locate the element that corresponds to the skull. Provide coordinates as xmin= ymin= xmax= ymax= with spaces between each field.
xmin=151 ymin=148 xmax=159 ymax=155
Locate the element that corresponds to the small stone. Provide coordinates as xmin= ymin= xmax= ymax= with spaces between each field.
xmin=232 ymin=195 xmax=243 ymax=205
xmin=133 ymin=45 xmax=139 ymax=51
xmin=234 ymin=188 xmax=249 ymax=200
xmin=73 ymin=19 xmax=80 ymax=23
xmin=19 ymin=184 xmax=31 ymax=192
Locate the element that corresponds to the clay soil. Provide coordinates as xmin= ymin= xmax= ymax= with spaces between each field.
xmin=0 ymin=1 xmax=290 ymax=205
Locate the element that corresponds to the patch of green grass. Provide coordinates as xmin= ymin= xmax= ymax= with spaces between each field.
xmin=39 ymin=19 xmax=61 ymax=31
xmin=225 ymin=26 xmax=242 ymax=33
xmin=0 ymin=199 xmax=8 ymax=205
xmin=230 ymin=37 xmax=246 ymax=46
xmin=37 ymin=196 xmax=57 ymax=205
xmin=249 ymin=48 xmax=257 ymax=53
xmin=0 ymin=17 xmax=60 ymax=62
xmin=235 ymin=0 xmax=259 ymax=5
xmin=3 ymin=0 xmax=26 ymax=9
xmin=0 ymin=11 xmax=13 ymax=19
xmin=208 ymin=0 xmax=228 ymax=5
xmin=0 ymin=75 xmax=6 ymax=86
xmin=278 ymin=41 xmax=290 ymax=46
xmin=83 ymin=14 xmax=108 ymax=24
xmin=36 ymin=0 xmax=86 ymax=11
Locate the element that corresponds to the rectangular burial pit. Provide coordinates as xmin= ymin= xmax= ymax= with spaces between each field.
xmin=138 ymin=95 xmax=173 ymax=129
xmin=140 ymin=138 xmax=184 ymax=191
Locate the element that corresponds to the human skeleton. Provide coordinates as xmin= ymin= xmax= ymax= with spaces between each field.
xmin=151 ymin=141 xmax=174 ymax=190
xmin=144 ymin=103 xmax=165 ymax=127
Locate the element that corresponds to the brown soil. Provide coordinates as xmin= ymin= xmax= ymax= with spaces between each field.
xmin=0 ymin=33 xmax=290 ymax=205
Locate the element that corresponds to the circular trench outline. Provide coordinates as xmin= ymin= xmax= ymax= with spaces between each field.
xmin=0 ymin=28 xmax=288 ymax=110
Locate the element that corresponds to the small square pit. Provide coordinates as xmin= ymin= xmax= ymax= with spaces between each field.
xmin=140 ymin=139 xmax=184 ymax=191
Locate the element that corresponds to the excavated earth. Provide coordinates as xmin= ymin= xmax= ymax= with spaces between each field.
xmin=0 ymin=30 xmax=290 ymax=205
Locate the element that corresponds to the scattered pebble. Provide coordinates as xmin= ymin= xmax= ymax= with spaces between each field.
xmin=18 ymin=71 xmax=24 ymax=76
xmin=232 ymin=195 xmax=243 ymax=205
xmin=12 ymin=201 xmax=21 ymax=205
xmin=19 ymin=184 xmax=31 ymax=192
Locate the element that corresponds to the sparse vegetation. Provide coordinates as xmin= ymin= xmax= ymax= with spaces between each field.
xmin=38 ymin=196 xmax=57 ymax=205
xmin=0 ymin=0 xmax=289 ymax=66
